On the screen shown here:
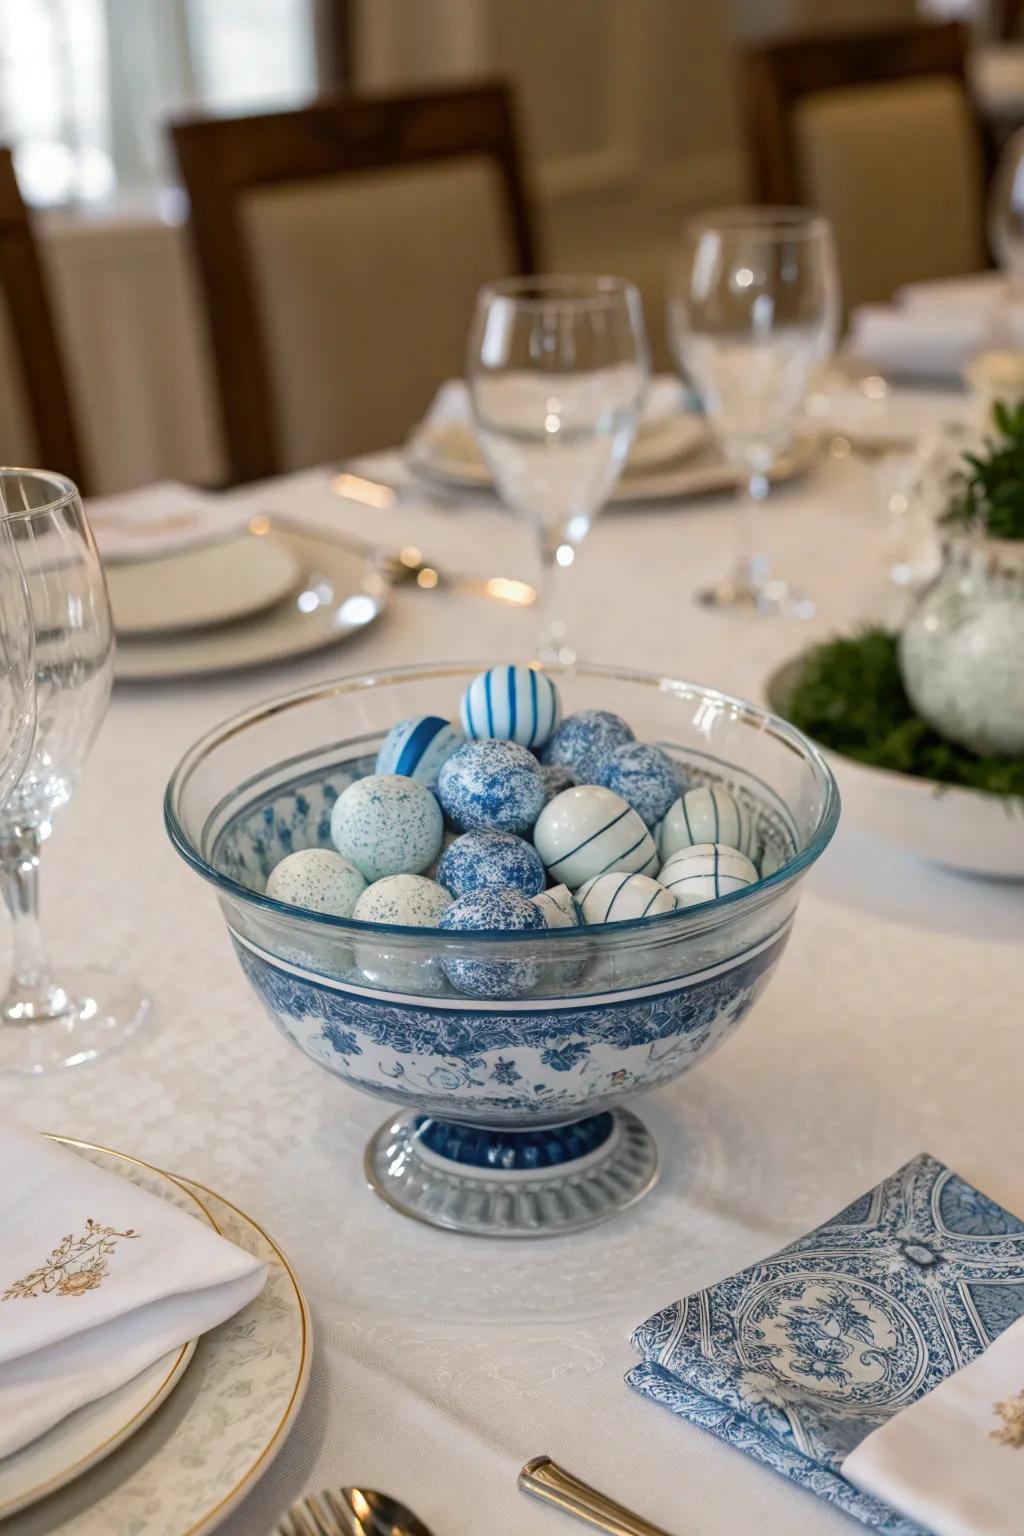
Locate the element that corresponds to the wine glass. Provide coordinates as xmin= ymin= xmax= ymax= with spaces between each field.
xmin=0 ymin=469 xmax=150 ymax=1074
xmin=669 ymin=208 xmax=839 ymax=615
xmin=467 ymin=275 xmax=649 ymax=664
xmin=0 ymin=510 xmax=36 ymax=808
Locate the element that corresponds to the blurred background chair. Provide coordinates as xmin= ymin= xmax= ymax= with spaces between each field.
xmin=172 ymin=81 xmax=536 ymax=484
xmin=0 ymin=148 xmax=85 ymax=490
xmin=741 ymin=21 xmax=988 ymax=310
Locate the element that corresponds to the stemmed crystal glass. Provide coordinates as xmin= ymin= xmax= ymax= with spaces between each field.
xmin=0 ymin=512 xmax=36 ymax=808
xmin=0 ymin=469 xmax=149 ymax=1074
xmin=669 ymin=208 xmax=839 ymax=615
xmin=467 ymin=275 xmax=649 ymax=663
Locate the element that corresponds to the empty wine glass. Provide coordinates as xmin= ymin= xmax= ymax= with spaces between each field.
xmin=467 ymin=275 xmax=649 ymax=663
xmin=0 ymin=469 xmax=150 ymax=1074
xmin=669 ymin=208 xmax=839 ymax=615
xmin=0 ymin=511 xmax=36 ymax=808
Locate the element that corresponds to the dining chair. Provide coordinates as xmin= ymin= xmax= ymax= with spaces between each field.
xmin=0 ymin=148 xmax=86 ymax=490
xmin=171 ymin=82 xmax=537 ymax=484
xmin=740 ymin=22 xmax=988 ymax=310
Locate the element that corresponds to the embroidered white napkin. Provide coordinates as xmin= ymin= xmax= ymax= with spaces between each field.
xmin=0 ymin=1120 xmax=266 ymax=1458
xmin=85 ymin=481 xmax=250 ymax=566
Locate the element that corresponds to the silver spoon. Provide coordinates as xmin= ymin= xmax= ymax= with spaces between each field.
xmin=277 ymin=1485 xmax=436 ymax=1536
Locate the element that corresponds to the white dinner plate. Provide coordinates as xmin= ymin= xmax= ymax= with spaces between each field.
xmin=0 ymin=1151 xmax=208 ymax=1521
xmin=114 ymin=521 xmax=389 ymax=681
xmin=767 ymin=654 xmax=1024 ymax=879
xmin=106 ymin=534 xmax=300 ymax=637
xmin=11 ymin=1141 xmax=311 ymax=1536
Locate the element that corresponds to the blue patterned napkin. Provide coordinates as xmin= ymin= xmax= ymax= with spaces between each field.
xmin=628 ymin=1154 xmax=1024 ymax=1534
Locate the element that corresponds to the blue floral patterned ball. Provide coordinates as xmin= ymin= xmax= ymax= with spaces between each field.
xmin=539 ymin=761 xmax=575 ymax=801
xmin=541 ymin=708 xmax=635 ymax=784
xmin=330 ymin=773 xmax=443 ymax=882
xmin=375 ymin=715 xmax=464 ymax=787
xmin=436 ymin=740 xmax=545 ymax=835
xmin=437 ymin=830 xmax=546 ymax=898
xmin=439 ymin=887 xmax=545 ymax=999
xmin=460 ymin=664 xmax=561 ymax=749
xmin=596 ymin=742 xmax=681 ymax=828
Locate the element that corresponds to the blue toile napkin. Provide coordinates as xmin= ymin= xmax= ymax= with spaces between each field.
xmin=627 ymin=1153 xmax=1024 ymax=1535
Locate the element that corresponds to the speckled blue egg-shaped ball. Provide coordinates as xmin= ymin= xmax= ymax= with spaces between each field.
xmin=353 ymin=874 xmax=452 ymax=926
xmin=265 ymin=848 xmax=367 ymax=917
xmin=460 ymin=664 xmax=561 ymax=749
xmin=658 ymin=843 xmax=758 ymax=908
xmin=439 ymin=887 xmax=545 ymax=999
xmin=531 ymin=883 xmax=583 ymax=929
xmin=353 ymin=875 xmax=452 ymax=995
xmin=436 ymin=740 xmax=545 ymax=835
xmin=539 ymin=761 xmax=575 ymax=802
xmin=575 ymin=871 xmax=676 ymax=925
xmin=597 ymin=743 xmax=681 ymax=829
xmin=330 ymin=773 xmax=443 ymax=882
xmin=541 ymin=708 xmax=634 ymax=784
xmin=375 ymin=715 xmax=464 ymax=786
xmin=657 ymin=784 xmax=751 ymax=861
xmin=533 ymin=785 xmax=657 ymax=889
xmin=438 ymin=829 xmax=545 ymax=898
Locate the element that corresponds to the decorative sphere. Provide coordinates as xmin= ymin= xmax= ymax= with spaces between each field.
xmin=439 ymin=887 xmax=545 ymax=999
xmin=657 ymin=843 xmax=758 ymax=908
xmin=657 ymin=784 xmax=751 ymax=861
xmin=265 ymin=847 xmax=366 ymax=917
xmin=330 ymin=773 xmax=443 ymax=882
xmin=353 ymin=874 xmax=452 ymax=926
xmin=531 ymin=883 xmax=583 ymax=928
xmin=460 ymin=664 xmax=561 ymax=749
xmin=539 ymin=761 xmax=575 ymax=801
xmin=438 ymin=829 xmax=545 ymax=898
xmin=533 ymin=785 xmax=657 ymax=889
xmin=575 ymin=871 xmax=676 ymax=925
xmin=375 ymin=715 xmax=464 ymax=786
xmin=541 ymin=708 xmax=635 ymax=783
xmin=597 ymin=742 xmax=681 ymax=828
xmin=436 ymin=740 xmax=545 ymax=835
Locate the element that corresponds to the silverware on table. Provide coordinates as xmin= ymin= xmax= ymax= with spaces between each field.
xmin=519 ymin=1456 xmax=677 ymax=1536
xmin=276 ymin=1485 xmax=436 ymax=1536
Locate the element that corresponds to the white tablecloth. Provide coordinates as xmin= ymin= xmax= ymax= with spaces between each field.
xmin=3 ymin=439 xmax=1023 ymax=1536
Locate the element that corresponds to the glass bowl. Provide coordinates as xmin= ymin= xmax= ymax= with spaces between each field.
xmin=165 ymin=661 xmax=839 ymax=1237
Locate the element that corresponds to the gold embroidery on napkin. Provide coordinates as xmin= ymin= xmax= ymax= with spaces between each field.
xmin=991 ymin=1391 xmax=1024 ymax=1448
xmin=1 ymin=1219 xmax=139 ymax=1299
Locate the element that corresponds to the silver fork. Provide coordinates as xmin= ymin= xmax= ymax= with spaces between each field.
xmin=276 ymin=1486 xmax=436 ymax=1536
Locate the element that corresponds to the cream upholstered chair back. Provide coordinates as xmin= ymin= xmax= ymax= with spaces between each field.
xmin=792 ymin=75 xmax=985 ymax=309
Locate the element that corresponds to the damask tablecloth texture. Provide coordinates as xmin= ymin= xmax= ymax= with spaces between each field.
xmin=2 ymin=441 xmax=1023 ymax=1535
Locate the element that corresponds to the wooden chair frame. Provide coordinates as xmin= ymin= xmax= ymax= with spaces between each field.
xmin=172 ymin=81 xmax=537 ymax=484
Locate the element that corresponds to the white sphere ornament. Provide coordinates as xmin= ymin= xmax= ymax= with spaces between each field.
xmin=657 ymin=784 xmax=750 ymax=861
xmin=658 ymin=843 xmax=758 ymax=908
xmin=265 ymin=847 xmax=367 ymax=917
xmin=531 ymin=883 xmax=583 ymax=929
xmin=532 ymin=785 xmax=657 ymax=889
xmin=575 ymin=872 xmax=676 ymax=925
xmin=460 ymin=664 xmax=561 ymax=748
xmin=330 ymin=773 xmax=443 ymax=882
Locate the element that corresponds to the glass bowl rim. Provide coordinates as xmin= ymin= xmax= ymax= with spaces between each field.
xmin=680 ymin=206 xmax=832 ymax=241
xmin=163 ymin=658 xmax=840 ymax=944
xmin=0 ymin=468 xmax=80 ymax=520
xmin=473 ymin=273 xmax=643 ymax=312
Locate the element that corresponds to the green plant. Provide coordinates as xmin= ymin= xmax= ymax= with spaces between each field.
xmin=944 ymin=399 xmax=1024 ymax=539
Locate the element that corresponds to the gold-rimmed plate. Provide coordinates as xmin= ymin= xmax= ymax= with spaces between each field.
xmin=6 ymin=1142 xmax=311 ymax=1536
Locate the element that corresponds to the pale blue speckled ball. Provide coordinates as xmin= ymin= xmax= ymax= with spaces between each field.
xmin=437 ymin=830 xmax=545 ymax=898
xmin=541 ymin=708 xmax=635 ymax=783
xmin=460 ymin=664 xmax=561 ymax=748
xmin=439 ymin=886 xmax=545 ymax=999
xmin=596 ymin=742 xmax=681 ymax=828
xmin=436 ymin=740 xmax=545 ymax=835
xmin=375 ymin=715 xmax=465 ymax=786
xmin=330 ymin=773 xmax=443 ymax=882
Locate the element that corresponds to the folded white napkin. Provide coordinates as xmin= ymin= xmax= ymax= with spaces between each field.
xmin=85 ymin=481 xmax=250 ymax=566
xmin=847 ymin=304 xmax=987 ymax=382
xmin=0 ymin=1119 xmax=266 ymax=1458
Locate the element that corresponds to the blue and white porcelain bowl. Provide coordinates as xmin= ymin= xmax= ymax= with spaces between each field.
xmin=165 ymin=662 xmax=839 ymax=1238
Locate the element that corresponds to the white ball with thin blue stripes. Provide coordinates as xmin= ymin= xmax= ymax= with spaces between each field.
xmin=460 ymin=664 xmax=561 ymax=749
xmin=531 ymin=883 xmax=583 ymax=929
xmin=533 ymin=785 xmax=657 ymax=890
xmin=657 ymin=784 xmax=751 ymax=861
xmin=658 ymin=843 xmax=758 ymax=909
xmin=575 ymin=872 xmax=676 ymax=925
xmin=375 ymin=715 xmax=464 ymax=786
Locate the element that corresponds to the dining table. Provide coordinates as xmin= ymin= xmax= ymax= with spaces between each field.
xmin=3 ymin=416 xmax=1023 ymax=1536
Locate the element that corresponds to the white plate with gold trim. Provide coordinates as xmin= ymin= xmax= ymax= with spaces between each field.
xmin=7 ymin=1142 xmax=311 ymax=1536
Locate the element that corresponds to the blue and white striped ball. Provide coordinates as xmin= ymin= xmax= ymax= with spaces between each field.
xmin=541 ymin=708 xmax=635 ymax=784
xmin=436 ymin=740 xmax=545 ymax=836
xmin=533 ymin=785 xmax=657 ymax=889
xmin=531 ymin=883 xmax=582 ymax=929
xmin=376 ymin=715 xmax=465 ymax=786
xmin=597 ymin=742 xmax=681 ymax=829
xmin=460 ymin=665 xmax=561 ymax=749
xmin=437 ymin=829 xmax=545 ymax=899
xmin=657 ymin=784 xmax=751 ymax=861
xmin=330 ymin=773 xmax=443 ymax=882
xmin=657 ymin=843 xmax=758 ymax=909
xmin=575 ymin=871 xmax=676 ymax=925
xmin=439 ymin=887 xmax=545 ymax=999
